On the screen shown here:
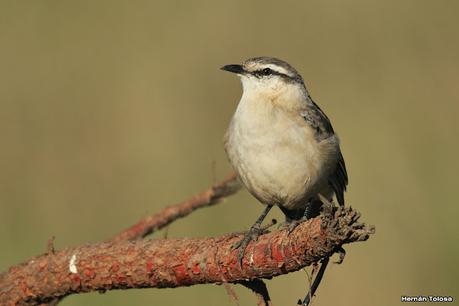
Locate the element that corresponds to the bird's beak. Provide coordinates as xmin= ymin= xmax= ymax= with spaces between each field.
xmin=221 ymin=64 xmax=245 ymax=74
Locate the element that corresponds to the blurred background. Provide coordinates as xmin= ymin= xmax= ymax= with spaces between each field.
xmin=1 ymin=0 xmax=458 ymax=305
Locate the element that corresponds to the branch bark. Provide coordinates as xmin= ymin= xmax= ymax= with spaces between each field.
xmin=0 ymin=207 xmax=374 ymax=306
xmin=111 ymin=172 xmax=240 ymax=242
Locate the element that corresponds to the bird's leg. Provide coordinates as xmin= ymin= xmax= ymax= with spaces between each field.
xmin=232 ymin=205 xmax=273 ymax=265
xmin=303 ymin=203 xmax=314 ymax=220
xmin=286 ymin=198 xmax=323 ymax=234
xmin=286 ymin=217 xmax=304 ymax=235
xmin=286 ymin=202 xmax=313 ymax=234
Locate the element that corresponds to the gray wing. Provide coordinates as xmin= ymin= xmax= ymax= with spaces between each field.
xmin=328 ymin=150 xmax=348 ymax=206
xmin=301 ymin=97 xmax=335 ymax=141
xmin=302 ymin=95 xmax=348 ymax=206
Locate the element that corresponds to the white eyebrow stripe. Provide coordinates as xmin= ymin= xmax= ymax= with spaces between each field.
xmin=264 ymin=64 xmax=292 ymax=76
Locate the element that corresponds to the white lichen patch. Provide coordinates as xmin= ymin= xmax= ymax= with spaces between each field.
xmin=69 ymin=254 xmax=78 ymax=274
xmin=249 ymin=253 xmax=254 ymax=265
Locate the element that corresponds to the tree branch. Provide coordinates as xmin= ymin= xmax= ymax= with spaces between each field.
xmin=0 ymin=207 xmax=374 ymax=306
xmin=111 ymin=172 xmax=240 ymax=242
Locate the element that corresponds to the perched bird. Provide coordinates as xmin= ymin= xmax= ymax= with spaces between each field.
xmin=221 ymin=57 xmax=348 ymax=260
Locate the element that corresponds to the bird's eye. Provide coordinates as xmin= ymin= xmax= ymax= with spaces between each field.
xmin=262 ymin=68 xmax=272 ymax=75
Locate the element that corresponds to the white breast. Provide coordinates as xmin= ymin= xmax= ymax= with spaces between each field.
xmin=225 ymin=94 xmax=338 ymax=210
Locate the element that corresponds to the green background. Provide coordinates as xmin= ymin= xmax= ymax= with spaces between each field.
xmin=1 ymin=1 xmax=458 ymax=305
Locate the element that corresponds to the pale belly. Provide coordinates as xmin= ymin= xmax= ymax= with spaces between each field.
xmin=225 ymin=111 xmax=338 ymax=210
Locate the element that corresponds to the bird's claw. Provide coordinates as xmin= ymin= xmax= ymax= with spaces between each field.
xmin=286 ymin=217 xmax=309 ymax=235
xmin=232 ymin=225 xmax=263 ymax=266
xmin=276 ymin=218 xmax=304 ymax=235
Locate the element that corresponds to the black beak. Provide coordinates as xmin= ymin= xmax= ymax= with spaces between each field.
xmin=221 ymin=64 xmax=245 ymax=74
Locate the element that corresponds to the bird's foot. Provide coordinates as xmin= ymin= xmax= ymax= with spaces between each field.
xmin=277 ymin=217 xmax=308 ymax=235
xmin=232 ymin=225 xmax=264 ymax=266
xmin=286 ymin=217 xmax=308 ymax=235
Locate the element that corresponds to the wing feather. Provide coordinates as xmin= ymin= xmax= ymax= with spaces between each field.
xmin=301 ymin=95 xmax=348 ymax=206
xmin=329 ymin=150 xmax=348 ymax=206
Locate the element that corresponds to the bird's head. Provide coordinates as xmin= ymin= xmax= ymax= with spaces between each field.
xmin=221 ymin=57 xmax=306 ymax=100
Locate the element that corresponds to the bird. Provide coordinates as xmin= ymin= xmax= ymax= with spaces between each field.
xmin=221 ymin=57 xmax=348 ymax=262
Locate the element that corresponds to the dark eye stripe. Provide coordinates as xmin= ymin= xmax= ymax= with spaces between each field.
xmin=252 ymin=68 xmax=295 ymax=80
xmin=253 ymin=68 xmax=271 ymax=76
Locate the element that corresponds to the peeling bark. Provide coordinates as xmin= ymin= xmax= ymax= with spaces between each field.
xmin=0 ymin=207 xmax=374 ymax=306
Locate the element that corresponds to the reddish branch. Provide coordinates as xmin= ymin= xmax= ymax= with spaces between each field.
xmin=0 ymin=207 xmax=374 ymax=306
xmin=111 ymin=172 xmax=240 ymax=242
